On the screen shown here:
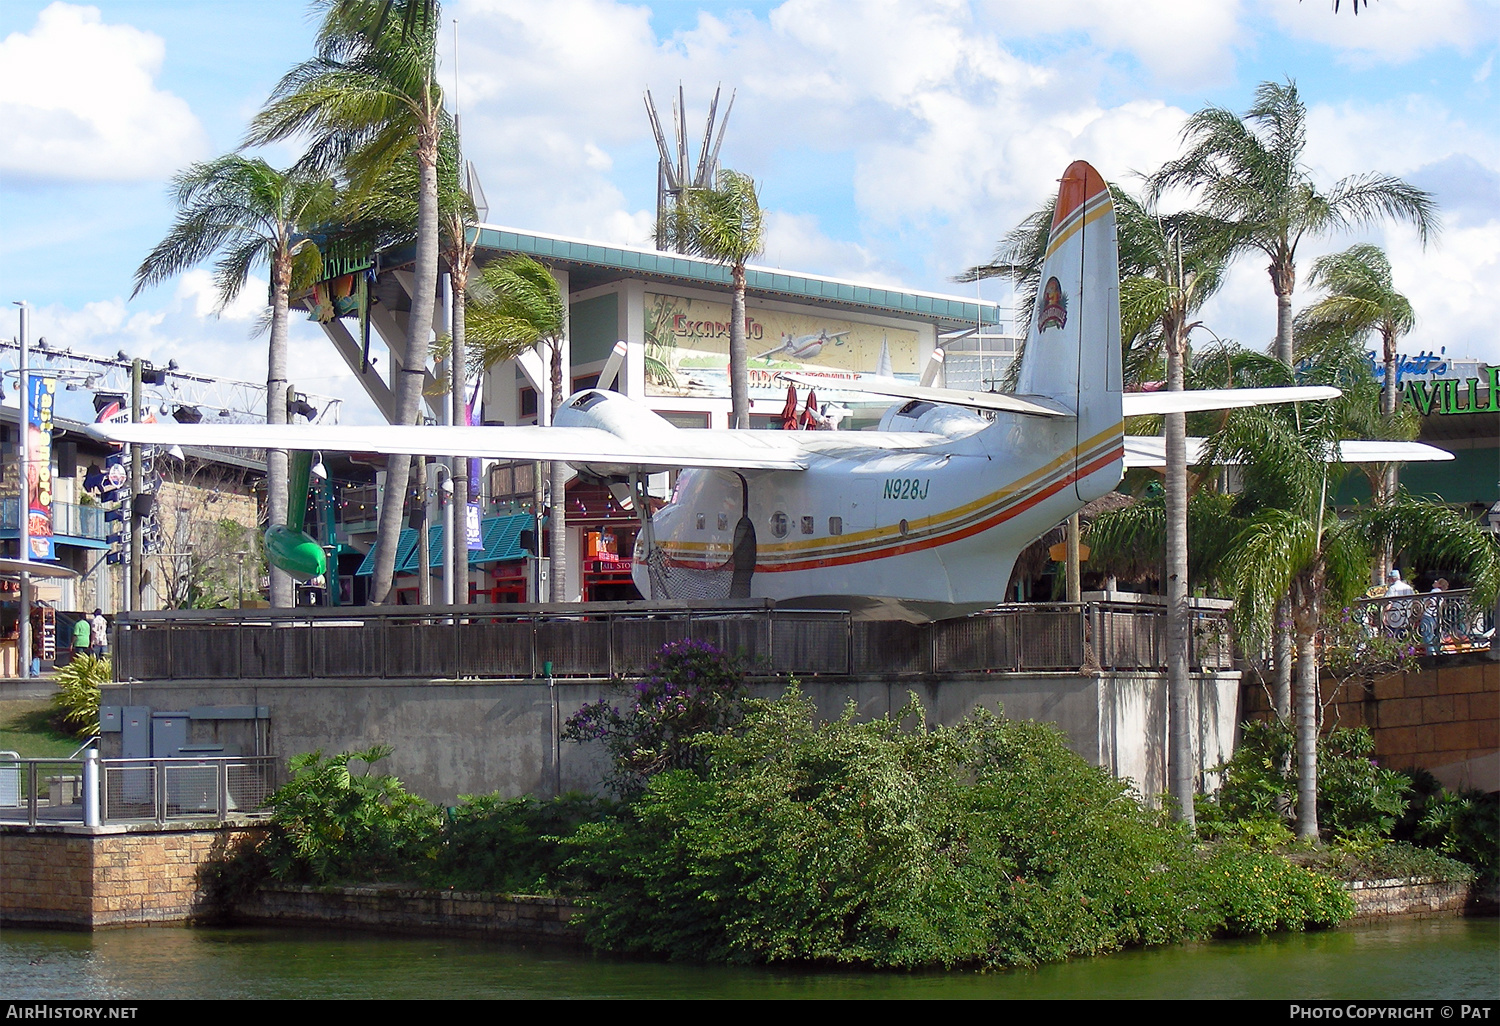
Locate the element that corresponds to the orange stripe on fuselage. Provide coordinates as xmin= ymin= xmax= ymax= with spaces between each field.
xmin=755 ymin=443 xmax=1124 ymax=573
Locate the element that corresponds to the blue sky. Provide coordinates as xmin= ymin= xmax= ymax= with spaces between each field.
xmin=2 ymin=0 xmax=1497 ymax=424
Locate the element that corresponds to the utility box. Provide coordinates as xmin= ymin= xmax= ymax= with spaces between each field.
xmin=526 ymin=556 xmax=550 ymax=603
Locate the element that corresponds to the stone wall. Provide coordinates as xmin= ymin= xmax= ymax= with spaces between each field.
xmin=1243 ymin=656 xmax=1498 ymax=791
xmin=1345 ymin=877 xmax=1472 ymax=920
xmin=0 ymin=823 xmax=261 ymax=929
xmin=236 ymin=884 xmax=585 ymax=943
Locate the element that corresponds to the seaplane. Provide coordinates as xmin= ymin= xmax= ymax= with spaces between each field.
xmin=90 ymin=161 xmax=1446 ymax=620
xmin=756 ymin=328 xmax=849 ymax=363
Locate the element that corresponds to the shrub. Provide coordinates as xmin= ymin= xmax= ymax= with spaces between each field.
xmin=1198 ymin=721 xmax=1412 ymax=843
xmin=426 ymin=792 xmax=616 ymax=893
xmin=1395 ymin=769 xmax=1498 ymax=886
xmin=562 ymin=691 xmax=1350 ymax=968
xmin=563 ymin=639 xmax=748 ymax=797
xmin=51 ymin=655 xmax=110 ymax=738
xmin=259 ymin=745 xmax=443 ymax=884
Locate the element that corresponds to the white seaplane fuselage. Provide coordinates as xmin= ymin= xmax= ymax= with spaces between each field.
xmin=600 ymin=397 xmax=1121 ymax=620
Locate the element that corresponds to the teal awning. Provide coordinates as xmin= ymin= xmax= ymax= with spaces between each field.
xmin=355 ymin=513 xmax=534 ymax=576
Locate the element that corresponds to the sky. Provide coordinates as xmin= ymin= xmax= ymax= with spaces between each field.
xmin=1 ymin=0 xmax=1497 ymax=426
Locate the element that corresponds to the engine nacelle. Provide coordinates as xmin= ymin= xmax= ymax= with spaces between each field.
xmin=877 ymin=399 xmax=988 ymax=437
xmin=553 ymin=389 xmax=682 ymax=476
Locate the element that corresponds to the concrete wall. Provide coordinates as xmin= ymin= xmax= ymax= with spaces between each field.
xmin=101 ymin=669 xmax=1240 ymax=805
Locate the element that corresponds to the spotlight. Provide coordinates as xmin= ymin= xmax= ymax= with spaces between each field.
xmin=93 ymin=393 xmax=125 ymax=414
xmin=167 ymin=445 xmax=185 ymax=461
xmin=172 ymin=406 xmax=202 ymax=424
xmin=311 ymin=455 xmax=328 ymax=481
xmin=287 ymin=396 xmax=318 ymax=421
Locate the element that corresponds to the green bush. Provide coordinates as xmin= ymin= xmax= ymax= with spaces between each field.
xmin=562 ymin=691 xmax=1351 ymax=968
xmin=427 ymin=792 xmax=616 ymax=893
xmin=1395 ymin=769 xmax=1498 ymax=886
xmin=51 ymin=655 xmax=110 ymax=738
xmin=259 ymin=745 xmax=443 ymax=884
xmin=1197 ymin=721 xmax=1412 ymax=843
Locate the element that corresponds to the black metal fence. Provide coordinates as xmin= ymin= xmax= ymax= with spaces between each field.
xmin=114 ymin=600 xmax=1236 ymax=682
xmin=1350 ymin=588 xmax=1493 ymax=656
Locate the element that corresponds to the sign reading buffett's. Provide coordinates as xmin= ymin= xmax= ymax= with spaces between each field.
xmin=643 ymin=292 xmax=920 ymax=398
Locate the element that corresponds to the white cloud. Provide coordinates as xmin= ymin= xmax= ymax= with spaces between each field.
xmin=28 ymin=294 xmax=386 ymax=426
xmin=1265 ymin=0 xmax=1500 ymax=65
xmin=176 ymin=270 xmax=267 ymax=322
xmin=0 ymin=3 xmax=208 ymax=182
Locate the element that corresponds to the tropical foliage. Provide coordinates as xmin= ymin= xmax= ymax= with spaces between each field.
xmin=249 ymin=0 xmax=446 ymax=604
xmin=562 ymin=689 xmax=1351 ymax=967
xmin=657 ymin=169 xmax=764 ymax=428
xmin=1149 ymin=78 xmax=1437 ymax=366
xmin=133 ymin=155 xmax=336 ymax=608
xmin=467 ymin=254 xmax=568 ymax=598
xmin=52 ymin=655 xmax=110 ymax=739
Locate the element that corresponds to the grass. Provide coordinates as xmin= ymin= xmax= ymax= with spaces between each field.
xmin=0 ymin=699 xmax=84 ymax=758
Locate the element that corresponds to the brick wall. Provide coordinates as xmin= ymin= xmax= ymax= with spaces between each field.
xmin=1243 ymin=657 xmax=1498 ymax=790
xmin=236 ymin=885 xmax=586 ymax=943
xmin=0 ymin=824 xmax=262 ymax=929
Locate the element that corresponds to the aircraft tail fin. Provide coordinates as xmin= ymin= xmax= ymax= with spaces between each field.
xmin=1015 ymin=160 xmax=1123 ymax=501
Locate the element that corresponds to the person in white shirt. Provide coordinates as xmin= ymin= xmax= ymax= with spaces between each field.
xmin=1384 ymin=570 xmax=1416 ymax=631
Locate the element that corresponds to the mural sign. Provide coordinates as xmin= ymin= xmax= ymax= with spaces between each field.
xmin=643 ymin=292 xmax=920 ymax=399
xmin=26 ymin=376 xmax=56 ymax=559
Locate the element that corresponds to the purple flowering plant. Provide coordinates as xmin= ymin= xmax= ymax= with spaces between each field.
xmin=563 ymin=638 xmax=749 ymax=797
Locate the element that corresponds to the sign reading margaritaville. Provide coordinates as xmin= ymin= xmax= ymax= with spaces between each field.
xmin=1399 ymin=366 xmax=1499 ymax=416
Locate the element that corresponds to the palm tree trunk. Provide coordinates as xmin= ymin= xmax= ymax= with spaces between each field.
xmin=729 ymin=264 xmax=749 ymax=429
xmin=1165 ymin=328 xmax=1194 ymax=828
xmin=1273 ymin=602 xmax=1293 ymax=721
xmin=371 ymin=119 xmax=441 ymax=604
xmin=1271 ymin=259 xmax=1296 ymax=367
xmin=267 ymin=260 xmax=293 ymax=608
xmin=1294 ymin=617 xmax=1320 ymax=839
xmin=549 ymin=340 xmax=567 ymax=602
xmin=451 ymin=270 xmax=469 ymax=606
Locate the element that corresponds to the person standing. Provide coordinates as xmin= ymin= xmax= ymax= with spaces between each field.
xmin=71 ymin=614 xmax=91 ymax=664
xmin=89 ymin=609 xmax=107 ymax=659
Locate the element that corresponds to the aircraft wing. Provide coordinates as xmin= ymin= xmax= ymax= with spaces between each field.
xmin=1121 ymin=386 xmax=1341 ymax=417
xmin=1123 ymin=435 xmax=1454 ymax=469
xmin=84 ymin=422 xmax=811 ymax=471
xmin=779 ymin=373 xmax=1067 ymax=418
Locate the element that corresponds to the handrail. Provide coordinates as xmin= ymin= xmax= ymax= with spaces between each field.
xmin=0 ymin=754 xmax=278 ymax=826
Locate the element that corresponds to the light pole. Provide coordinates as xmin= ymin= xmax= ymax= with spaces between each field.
xmin=13 ymin=302 xmax=32 ymax=677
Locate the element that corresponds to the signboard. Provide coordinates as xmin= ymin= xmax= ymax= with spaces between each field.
xmin=1400 ymin=367 xmax=1498 ymax=416
xmin=643 ymin=292 xmax=920 ymax=399
xmin=26 ymin=377 xmax=56 ymax=560
xmin=466 ymin=503 xmax=483 ymax=551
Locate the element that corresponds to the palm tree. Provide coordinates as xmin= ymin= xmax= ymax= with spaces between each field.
xmin=467 ymin=255 xmax=568 ymax=600
xmin=659 ymin=169 xmax=764 ymax=429
xmin=1149 ymin=79 xmax=1437 ymax=368
xmin=1115 ymin=198 xmax=1232 ymax=829
xmin=132 ymin=155 xmax=335 ymax=609
xmin=248 ymin=0 xmax=445 ymax=605
xmin=1297 ymin=244 xmax=1416 ymax=512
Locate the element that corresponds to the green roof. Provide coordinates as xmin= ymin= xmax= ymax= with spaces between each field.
xmin=472 ymin=226 xmax=999 ymax=329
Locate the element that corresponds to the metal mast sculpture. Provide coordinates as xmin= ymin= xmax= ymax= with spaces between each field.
xmin=645 ymin=84 xmax=735 ymax=253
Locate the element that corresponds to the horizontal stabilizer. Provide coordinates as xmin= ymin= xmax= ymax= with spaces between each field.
xmin=1123 ymin=435 xmax=1453 ymax=469
xmin=1122 ymin=385 xmax=1340 ymax=417
xmin=779 ymin=373 xmax=1067 ymax=418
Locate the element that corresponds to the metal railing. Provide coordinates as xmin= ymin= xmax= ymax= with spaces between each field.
xmin=0 ymin=753 xmax=277 ymax=826
xmin=0 ymin=497 xmax=107 ymax=541
xmin=115 ymin=600 xmax=1237 ymax=682
xmin=1350 ymin=588 xmax=1493 ymax=655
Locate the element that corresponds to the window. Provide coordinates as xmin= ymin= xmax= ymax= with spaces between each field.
xmin=717 ymin=513 xmax=728 ymax=530
xmin=696 ymin=513 xmax=706 ymax=531
xmin=800 ymin=516 xmax=814 ymax=535
xmin=828 ymin=516 xmax=843 ymax=535
xmin=770 ymin=512 xmax=789 ymax=538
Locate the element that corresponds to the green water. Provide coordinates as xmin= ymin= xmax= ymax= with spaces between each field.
xmin=2 ymin=917 xmax=1496 ymax=999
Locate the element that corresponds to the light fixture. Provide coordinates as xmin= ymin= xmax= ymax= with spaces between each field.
xmin=311 ymin=454 xmax=328 ymax=481
xmin=172 ymin=405 xmax=202 ymax=424
xmin=167 ymin=445 xmax=185 ymax=461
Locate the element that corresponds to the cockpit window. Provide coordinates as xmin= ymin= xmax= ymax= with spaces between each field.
xmin=570 ymin=391 xmax=608 ymax=412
